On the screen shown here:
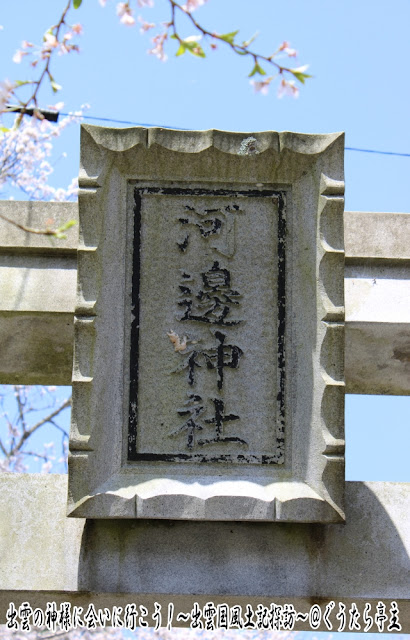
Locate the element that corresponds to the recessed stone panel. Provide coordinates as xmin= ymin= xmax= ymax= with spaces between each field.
xmin=129 ymin=189 xmax=284 ymax=466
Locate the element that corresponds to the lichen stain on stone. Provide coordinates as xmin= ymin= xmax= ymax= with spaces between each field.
xmin=238 ymin=137 xmax=259 ymax=156
xmin=393 ymin=347 xmax=410 ymax=363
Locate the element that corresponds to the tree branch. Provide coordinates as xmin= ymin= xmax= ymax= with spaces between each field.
xmin=6 ymin=397 xmax=71 ymax=459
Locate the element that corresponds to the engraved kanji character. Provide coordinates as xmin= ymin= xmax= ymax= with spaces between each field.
xmin=198 ymin=398 xmax=246 ymax=447
xmin=172 ymin=330 xmax=242 ymax=389
xmin=170 ymin=394 xmax=205 ymax=449
xmin=202 ymin=330 xmax=243 ymax=390
xmin=177 ymin=205 xmax=241 ymax=257
xmin=178 ymin=262 xmax=242 ymax=326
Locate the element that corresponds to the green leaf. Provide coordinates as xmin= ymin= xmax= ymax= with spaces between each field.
xmin=290 ymin=71 xmax=312 ymax=84
xmin=55 ymin=219 xmax=77 ymax=238
xmin=188 ymin=43 xmax=205 ymax=58
xmin=175 ymin=43 xmax=186 ymax=56
xmin=0 ymin=127 xmax=10 ymax=134
xmin=73 ymin=0 xmax=82 ymax=8
xmin=57 ymin=220 xmax=77 ymax=233
xmin=170 ymin=35 xmax=187 ymax=56
xmin=182 ymin=38 xmax=205 ymax=58
xmin=290 ymin=65 xmax=312 ymax=84
xmin=219 ymin=30 xmax=239 ymax=45
xmin=15 ymin=80 xmax=31 ymax=87
xmin=248 ymin=62 xmax=266 ymax=77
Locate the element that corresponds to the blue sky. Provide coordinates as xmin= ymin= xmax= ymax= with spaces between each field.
xmin=1 ymin=0 xmax=410 ymax=481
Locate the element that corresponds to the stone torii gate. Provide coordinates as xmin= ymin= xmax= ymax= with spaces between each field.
xmin=0 ymin=126 xmax=409 ymax=633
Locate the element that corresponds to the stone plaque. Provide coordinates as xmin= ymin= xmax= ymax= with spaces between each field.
xmin=129 ymin=189 xmax=285 ymax=465
xmin=68 ymin=126 xmax=345 ymax=522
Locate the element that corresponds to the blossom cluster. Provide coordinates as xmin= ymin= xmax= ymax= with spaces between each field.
xmin=0 ymin=109 xmax=84 ymax=201
xmin=100 ymin=0 xmax=208 ymax=62
xmin=12 ymin=24 xmax=83 ymax=68
xmin=99 ymin=1 xmax=306 ymax=97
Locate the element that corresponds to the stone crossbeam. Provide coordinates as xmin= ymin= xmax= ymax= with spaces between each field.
xmin=0 ymin=201 xmax=409 ymax=394
xmin=0 ymin=474 xmax=408 ymax=619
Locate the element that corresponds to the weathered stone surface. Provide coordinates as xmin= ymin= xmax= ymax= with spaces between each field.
xmin=0 ymin=201 xmax=78 ymax=385
xmin=0 ymin=201 xmax=409 ymax=394
xmin=1 ymin=475 xmax=409 ymax=601
xmin=0 ymin=312 xmax=74 ymax=385
xmin=0 ymin=254 xmax=76 ymax=313
xmin=345 ymin=210 xmax=410 ymax=259
xmin=68 ymin=126 xmax=345 ymax=522
xmin=0 ymin=200 xmax=78 ymax=251
xmin=0 ymin=474 xmax=83 ymax=591
xmin=345 ymin=214 xmax=410 ymax=394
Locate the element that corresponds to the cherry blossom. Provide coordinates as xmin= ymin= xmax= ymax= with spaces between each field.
xmin=181 ymin=0 xmax=209 ymax=11
xmin=148 ymin=31 xmax=168 ymax=61
xmin=278 ymin=40 xmax=297 ymax=57
xmin=117 ymin=2 xmax=136 ymax=25
xmin=250 ymin=77 xmax=273 ymax=95
xmin=0 ymin=109 xmax=85 ymax=201
xmin=95 ymin=0 xmax=306 ymax=98
xmin=0 ymin=79 xmax=14 ymax=111
xmin=138 ymin=16 xmax=155 ymax=33
xmin=278 ymin=77 xmax=299 ymax=98
xmin=12 ymin=49 xmax=27 ymax=64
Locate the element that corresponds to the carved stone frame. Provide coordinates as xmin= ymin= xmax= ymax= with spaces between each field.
xmin=68 ymin=125 xmax=345 ymax=522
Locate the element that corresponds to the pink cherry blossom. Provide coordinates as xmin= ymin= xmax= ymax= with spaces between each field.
xmin=250 ymin=77 xmax=272 ymax=95
xmin=72 ymin=23 xmax=83 ymax=34
xmin=138 ymin=16 xmax=156 ymax=32
xmin=43 ymin=32 xmax=58 ymax=48
xmin=0 ymin=108 xmax=86 ymax=201
xmin=278 ymin=40 xmax=297 ymax=57
xmin=137 ymin=0 xmax=155 ymax=7
xmin=278 ymin=77 xmax=299 ymax=98
xmin=116 ymin=2 xmax=136 ymax=26
xmin=12 ymin=49 xmax=27 ymax=64
xmin=182 ymin=0 xmax=208 ymax=12
xmin=148 ymin=31 xmax=168 ymax=61
xmin=0 ymin=79 xmax=14 ymax=111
